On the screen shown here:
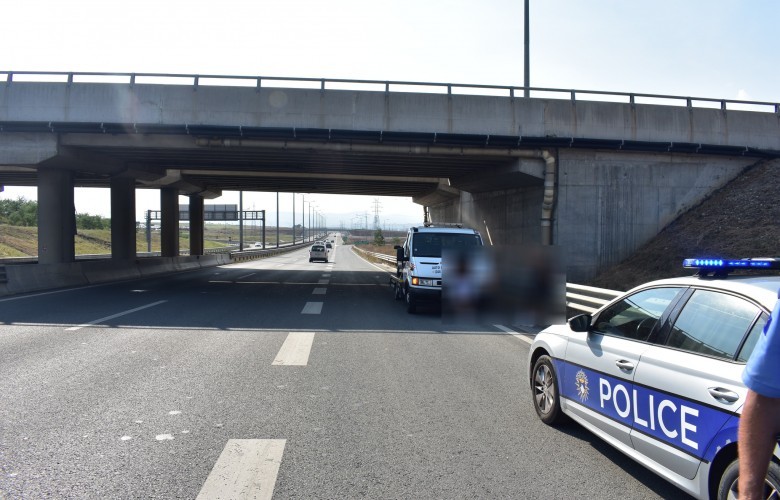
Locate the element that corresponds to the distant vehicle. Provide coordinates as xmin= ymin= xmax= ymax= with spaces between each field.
xmin=250 ymin=242 xmax=263 ymax=248
xmin=325 ymin=242 xmax=333 ymax=250
xmin=309 ymin=244 xmax=328 ymax=263
xmin=528 ymin=257 xmax=780 ymax=500
xmin=393 ymin=223 xmax=483 ymax=313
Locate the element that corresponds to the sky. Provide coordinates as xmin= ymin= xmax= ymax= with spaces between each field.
xmin=2 ymin=0 xmax=778 ymax=228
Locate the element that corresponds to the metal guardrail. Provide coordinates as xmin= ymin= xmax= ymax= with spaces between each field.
xmin=1 ymin=70 xmax=778 ymax=114
xmin=352 ymin=248 xmax=623 ymax=313
xmin=352 ymin=247 xmax=396 ymax=266
xmin=565 ymin=283 xmax=623 ymax=314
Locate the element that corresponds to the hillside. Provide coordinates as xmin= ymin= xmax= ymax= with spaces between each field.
xmin=588 ymin=159 xmax=780 ymax=291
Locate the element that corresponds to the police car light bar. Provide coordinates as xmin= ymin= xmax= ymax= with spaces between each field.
xmin=683 ymin=258 xmax=780 ymax=271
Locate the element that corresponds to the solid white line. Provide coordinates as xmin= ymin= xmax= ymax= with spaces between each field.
xmin=494 ymin=324 xmax=533 ymax=345
xmin=312 ymin=288 xmax=327 ymax=295
xmin=65 ymin=300 xmax=168 ymax=331
xmin=273 ymin=331 xmax=316 ymax=365
xmin=301 ymin=302 xmax=323 ymax=314
xmin=196 ymin=439 xmax=286 ymax=500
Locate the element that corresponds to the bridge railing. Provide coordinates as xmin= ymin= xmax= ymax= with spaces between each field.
xmin=2 ymin=70 xmax=778 ymax=114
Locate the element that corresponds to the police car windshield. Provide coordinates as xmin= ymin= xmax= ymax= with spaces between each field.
xmin=411 ymin=233 xmax=482 ymax=258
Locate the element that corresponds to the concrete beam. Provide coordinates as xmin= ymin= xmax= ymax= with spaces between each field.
xmin=450 ymin=158 xmax=545 ymax=192
xmin=0 ymin=133 xmax=58 ymax=165
xmin=412 ymin=180 xmax=461 ymax=207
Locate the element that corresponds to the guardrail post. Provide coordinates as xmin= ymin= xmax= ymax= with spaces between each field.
xmin=6 ymin=72 xmax=12 ymax=83
xmin=193 ymin=75 xmax=199 ymax=91
xmin=686 ymin=98 xmax=692 ymax=108
xmin=256 ymin=77 xmax=262 ymax=92
xmin=447 ymin=84 xmax=452 ymax=96
xmin=721 ymin=100 xmax=727 ymax=111
xmin=320 ymin=79 xmax=325 ymax=92
xmin=129 ymin=73 xmax=135 ymax=86
xmin=385 ymin=82 xmax=390 ymax=93
xmin=67 ymin=73 xmax=73 ymax=86
xmin=570 ymin=90 xmax=576 ymax=102
xmin=510 ymin=88 xmax=514 ymax=99
xmin=629 ymin=94 xmax=635 ymax=105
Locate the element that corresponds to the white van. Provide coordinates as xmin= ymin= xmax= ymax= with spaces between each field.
xmin=393 ymin=223 xmax=483 ymax=313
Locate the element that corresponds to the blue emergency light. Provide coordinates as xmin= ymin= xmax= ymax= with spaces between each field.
xmin=683 ymin=258 xmax=780 ymax=271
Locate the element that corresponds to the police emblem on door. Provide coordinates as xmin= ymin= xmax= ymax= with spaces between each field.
xmin=575 ymin=370 xmax=589 ymax=402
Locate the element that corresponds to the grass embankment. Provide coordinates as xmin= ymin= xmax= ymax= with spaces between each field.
xmin=0 ymin=224 xmax=298 ymax=258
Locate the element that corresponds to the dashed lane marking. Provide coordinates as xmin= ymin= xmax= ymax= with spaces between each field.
xmin=236 ymin=272 xmax=256 ymax=280
xmin=312 ymin=288 xmax=327 ymax=295
xmin=196 ymin=439 xmax=286 ymax=500
xmin=65 ymin=300 xmax=168 ymax=331
xmin=494 ymin=324 xmax=534 ymax=345
xmin=273 ymin=331 xmax=316 ymax=365
xmin=318 ymin=279 xmax=330 ymax=285
xmin=301 ymin=302 xmax=323 ymax=314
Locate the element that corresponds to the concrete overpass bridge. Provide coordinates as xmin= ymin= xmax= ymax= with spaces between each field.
xmin=1 ymin=71 xmax=779 ymax=288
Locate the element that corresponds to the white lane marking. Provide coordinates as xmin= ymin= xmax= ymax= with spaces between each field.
xmin=273 ymin=331 xmax=316 ymax=365
xmin=494 ymin=324 xmax=533 ymax=345
xmin=312 ymin=288 xmax=327 ymax=295
xmin=65 ymin=300 xmax=168 ymax=331
xmin=322 ymin=274 xmax=331 ymax=277
xmin=317 ymin=279 xmax=330 ymax=285
xmin=301 ymin=302 xmax=323 ymax=315
xmin=236 ymin=273 xmax=256 ymax=280
xmin=196 ymin=439 xmax=286 ymax=500
xmin=156 ymin=434 xmax=174 ymax=441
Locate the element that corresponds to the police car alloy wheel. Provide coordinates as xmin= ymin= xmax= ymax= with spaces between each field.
xmin=531 ymin=355 xmax=564 ymax=425
xmin=717 ymin=459 xmax=780 ymax=500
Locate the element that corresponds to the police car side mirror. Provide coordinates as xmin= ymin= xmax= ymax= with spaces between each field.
xmin=568 ymin=314 xmax=592 ymax=332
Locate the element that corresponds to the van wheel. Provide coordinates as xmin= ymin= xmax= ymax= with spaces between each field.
xmin=405 ymin=288 xmax=417 ymax=313
xmin=717 ymin=458 xmax=780 ymax=500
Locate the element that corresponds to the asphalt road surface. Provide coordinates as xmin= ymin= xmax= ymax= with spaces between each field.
xmin=0 ymin=241 xmax=686 ymax=499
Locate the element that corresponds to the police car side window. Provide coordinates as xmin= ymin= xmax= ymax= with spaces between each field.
xmin=666 ymin=290 xmax=760 ymax=360
xmin=736 ymin=313 xmax=768 ymax=363
xmin=595 ymin=287 xmax=683 ymax=340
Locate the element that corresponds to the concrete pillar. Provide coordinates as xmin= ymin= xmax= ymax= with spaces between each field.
xmin=160 ymin=188 xmax=179 ymax=257
xmin=37 ymin=168 xmax=76 ymax=264
xmin=189 ymin=194 xmax=204 ymax=256
xmin=110 ymin=177 xmax=137 ymax=261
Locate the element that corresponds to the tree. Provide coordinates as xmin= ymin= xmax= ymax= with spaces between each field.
xmin=373 ymin=228 xmax=385 ymax=246
xmin=0 ymin=197 xmax=37 ymax=226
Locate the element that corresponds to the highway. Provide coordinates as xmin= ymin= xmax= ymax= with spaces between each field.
xmin=0 ymin=240 xmax=685 ymax=499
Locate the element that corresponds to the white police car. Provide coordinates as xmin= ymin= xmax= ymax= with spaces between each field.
xmin=528 ymin=258 xmax=780 ymax=499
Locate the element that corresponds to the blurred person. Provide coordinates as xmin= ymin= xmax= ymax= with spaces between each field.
xmin=739 ymin=291 xmax=780 ymax=500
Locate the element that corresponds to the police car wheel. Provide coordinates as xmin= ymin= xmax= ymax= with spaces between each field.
xmin=531 ymin=355 xmax=565 ymax=425
xmin=717 ymin=458 xmax=780 ymax=500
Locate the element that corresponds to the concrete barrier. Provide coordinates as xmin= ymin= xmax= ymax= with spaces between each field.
xmin=82 ymin=259 xmax=142 ymax=284
xmin=4 ymin=262 xmax=89 ymax=294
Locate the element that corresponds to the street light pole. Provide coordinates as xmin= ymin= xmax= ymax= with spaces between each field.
xmin=524 ymin=0 xmax=530 ymax=98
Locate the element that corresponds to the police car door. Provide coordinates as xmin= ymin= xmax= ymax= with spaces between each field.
xmin=563 ymin=287 xmax=685 ymax=449
xmin=631 ymin=288 xmax=764 ymax=480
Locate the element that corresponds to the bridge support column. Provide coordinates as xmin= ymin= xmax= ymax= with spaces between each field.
xmin=110 ymin=177 xmax=136 ymax=261
xmin=37 ymin=168 xmax=76 ymax=264
xmin=189 ymin=195 xmax=204 ymax=256
xmin=160 ymin=188 xmax=179 ymax=257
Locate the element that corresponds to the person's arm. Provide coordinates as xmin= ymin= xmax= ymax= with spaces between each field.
xmin=738 ymin=390 xmax=780 ymax=500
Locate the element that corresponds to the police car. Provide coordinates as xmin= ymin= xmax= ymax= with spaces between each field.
xmin=528 ymin=258 xmax=780 ymax=500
